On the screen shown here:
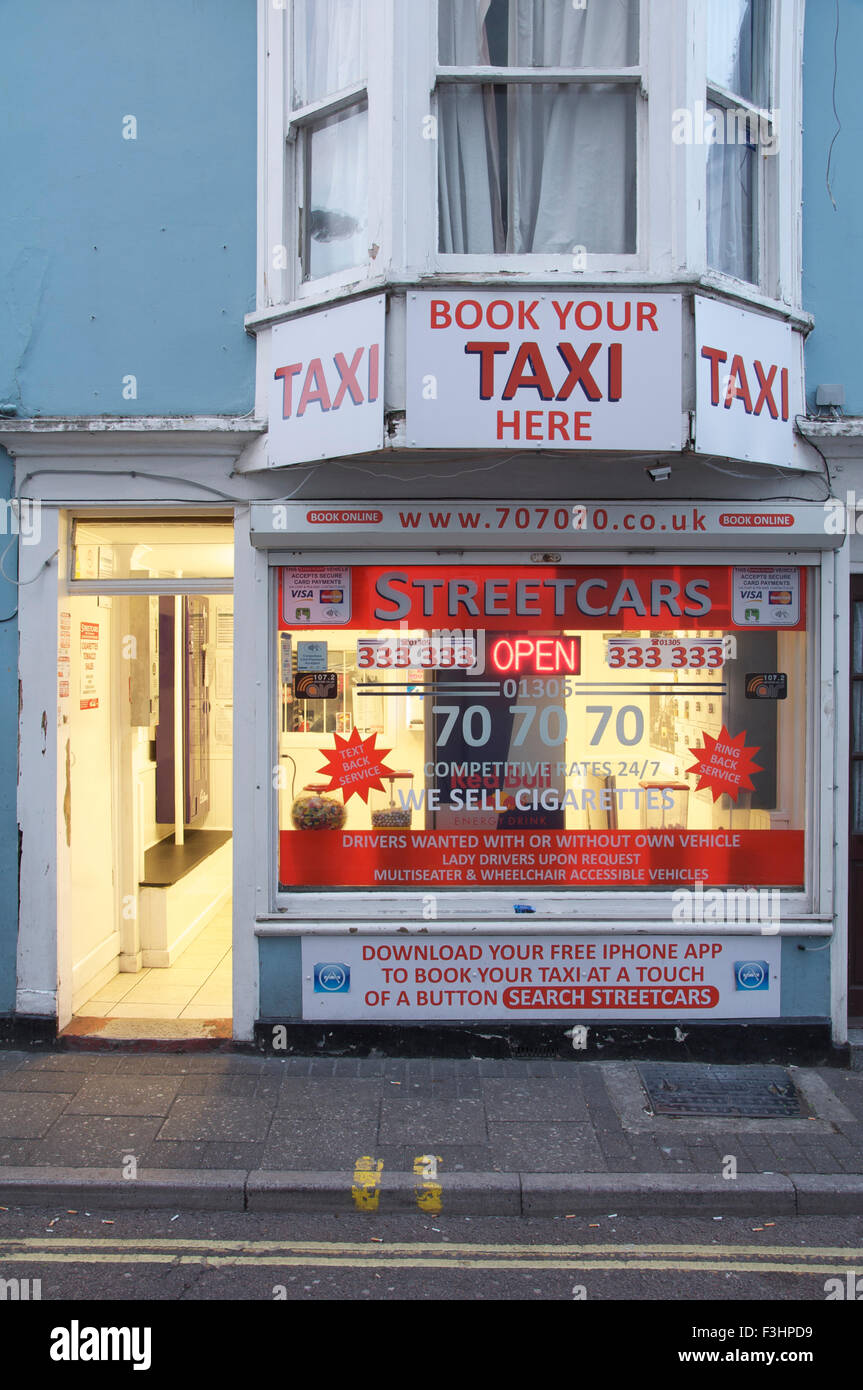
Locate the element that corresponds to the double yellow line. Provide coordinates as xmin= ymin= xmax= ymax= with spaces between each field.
xmin=0 ymin=1238 xmax=861 ymax=1276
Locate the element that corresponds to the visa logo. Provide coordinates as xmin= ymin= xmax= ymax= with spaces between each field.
xmin=740 ymin=590 xmax=762 ymax=599
xmin=291 ymin=589 xmax=314 ymax=598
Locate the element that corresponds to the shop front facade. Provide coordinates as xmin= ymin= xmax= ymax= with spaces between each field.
xmin=4 ymin=0 xmax=858 ymax=1054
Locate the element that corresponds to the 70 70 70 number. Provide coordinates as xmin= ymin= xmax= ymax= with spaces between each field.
xmin=433 ymin=704 xmax=645 ymax=748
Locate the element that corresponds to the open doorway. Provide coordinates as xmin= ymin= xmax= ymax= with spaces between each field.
xmin=58 ymin=519 xmax=233 ymax=1039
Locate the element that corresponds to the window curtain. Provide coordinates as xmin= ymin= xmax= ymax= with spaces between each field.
xmin=438 ymin=0 xmax=638 ymax=254
xmin=438 ymin=0 xmax=505 ymax=254
xmin=293 ymin=0 xmax=365 ymax=107
xmin=706 ymin=132 xmax=755 ymax=283
xmin=705 ymin=0 xmax=766 ymax=283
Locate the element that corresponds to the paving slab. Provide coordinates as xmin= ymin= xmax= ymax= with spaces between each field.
xmin=175 ymin=1074 xmax=278 ymax=1098
xmin=14 ymin=1054 xmax=122 ymax=1074
xmin=0 ymin=1071 xmax=85 ymax=1094
xmin=377 ymin=1097 xmax=488 ymax=1145
xmin=481 ymin=1079 xmax=590 ymax=1122
xmin=156 ymin=1096 xmax=276 ymax=1143
xmin=19 ymin=1116 xmax=163 ymax=1166
xmin=487 ymin=1122 xmax=606 ymax=1172
xmin=275 ymin=1079 xmax=383 ymax=1115
xmin=63 ymin=1077 xmax=185 ymax=1116
xmin=261 ymin=1117 xmax=382 ymax=1169
xmin=0 ymin=1093 xmax=73 ymax=1139
xmin=142 ymin=1140 xmax=266 ymax=1170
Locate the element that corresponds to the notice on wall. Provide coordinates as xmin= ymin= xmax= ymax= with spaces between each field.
xmin=58 ymin=611 xmax=71 ymax=704
xmin=79 ymin=621 xmax=100 ymax=711
xmin=301 ymin=934 xmax=782 ymax=1021
xmin=405 ymin=292 xmax=683 ymax=452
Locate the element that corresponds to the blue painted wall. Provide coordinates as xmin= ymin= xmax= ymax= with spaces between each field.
xmin=803 ymin=0 xmax=863 ymax=413
xmin=0 ymin=0 xmax=257 ymax=417
xmin=0 ymin=1 xmax=257 ymax=1015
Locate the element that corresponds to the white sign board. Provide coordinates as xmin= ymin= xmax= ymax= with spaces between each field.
xmin=268 ymin=295 xmax=385 ymax=466
xmin=251 ymin=500 xmax=840 ymax=551
xmin=694 ymin=296 xmax=806 ymax=469
xmin=405 ymin=292 xmax=684 ymax=452
xmin=302 ymin=934 xmax=782 ymax=1021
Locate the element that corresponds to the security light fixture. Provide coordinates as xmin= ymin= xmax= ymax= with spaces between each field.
xmin=646 ymin=464 xmax=672 ymax=482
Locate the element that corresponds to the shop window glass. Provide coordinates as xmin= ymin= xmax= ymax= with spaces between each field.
xmin=276 ymin=562 xmax=807 ymax=893
xmin=71 ymin=519 xmax=233 ymax=582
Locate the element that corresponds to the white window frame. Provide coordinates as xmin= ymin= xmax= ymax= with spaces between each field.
xmin=696 ymin=0 xmax=803 ymax=306
xmin=424 ymin=0 xmax=649 ymax=276
xmin=257 ymin=0 xmax=391 ymax=311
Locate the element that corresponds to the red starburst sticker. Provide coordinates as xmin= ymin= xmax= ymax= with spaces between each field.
xmin=316 ymin=728 xmax=399 ymax=803
xmin=686 ymin=725 xmax=763 ymax=802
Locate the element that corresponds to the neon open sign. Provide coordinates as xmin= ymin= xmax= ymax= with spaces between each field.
xmin=489 ymin=636 xmax=581 ymax=674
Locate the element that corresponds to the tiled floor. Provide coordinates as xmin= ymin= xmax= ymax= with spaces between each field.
xmin=74 ymin=905 xmax=232 ymax=1020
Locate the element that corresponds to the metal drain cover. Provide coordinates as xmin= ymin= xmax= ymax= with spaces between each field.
xmin=638 ymin=1063 xmax=805 ymax=1118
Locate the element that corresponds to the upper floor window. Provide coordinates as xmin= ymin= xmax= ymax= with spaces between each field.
xmin=436 ymin=0 xmax=640 ymax=256
xmin=290 ymin=0 xmax=368 ymax=281
xmin=706 ymin=0 xmax=773 ymax=285
xmin=259 ymin=0 xmax=801 ymax=314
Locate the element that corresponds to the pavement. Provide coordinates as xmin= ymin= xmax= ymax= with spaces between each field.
xmin=2 ymin=1047 xmax=863 ymax=1217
